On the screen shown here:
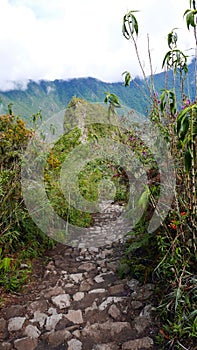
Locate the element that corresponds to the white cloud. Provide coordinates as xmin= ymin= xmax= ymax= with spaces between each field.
xmin=0 ymin=0 xmax=195 ymax=90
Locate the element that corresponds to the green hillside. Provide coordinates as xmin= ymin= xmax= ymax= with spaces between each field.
xmin=0 ymin=77 xmax=149 ymax=121
xmin=0 ymin=59 xmax=195 ymax=121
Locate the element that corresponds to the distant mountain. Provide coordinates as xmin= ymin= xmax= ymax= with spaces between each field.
xmin=0 ymin=77 xmax=149 ymax=121
xmin=0 ymin=59 xmax=195 ymax=122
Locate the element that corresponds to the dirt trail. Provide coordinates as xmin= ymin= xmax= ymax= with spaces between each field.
xmin=0 ymin=203 xmax=159 ymax=350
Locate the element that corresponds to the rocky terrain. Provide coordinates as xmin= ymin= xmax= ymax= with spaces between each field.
xmin=0 ymin=202 xmax=160 ymax=350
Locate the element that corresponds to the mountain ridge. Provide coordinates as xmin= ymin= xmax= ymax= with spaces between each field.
xmin=0 ymin=59 xmax=195 ymax=121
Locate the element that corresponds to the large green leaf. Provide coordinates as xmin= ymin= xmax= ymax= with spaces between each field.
xmin=184 ymin=9 xmax=197 ymax=30
xmin=178 ymin=114 xmax=190 ymax=141
xmin=122 ymin=71 xmax=131 ymax=87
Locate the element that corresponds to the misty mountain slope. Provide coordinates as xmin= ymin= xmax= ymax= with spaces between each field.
xmin=0 ymin=59 xmax=195 ymax=121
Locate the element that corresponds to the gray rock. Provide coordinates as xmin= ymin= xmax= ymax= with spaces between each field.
xmin=45 ymin=313 xmax=63 ymax=331
xmin=48 ymin=307 xmax=58 ymax=315
xmin=82 ymin=321 xmax=131 ymax=341
xmin=127 ymin=279 xmax=139 ymax=291
xmin=27 ymin=299 xmax=48 ymax=314
xmin=4 ymin=305 xmax=26 ymax=319
xmin=109 ymin=284 xmax=125 ymax=295
xmin=64 ymin=282 xmax=75 ymax=288
xmin=72 ymin=330 xmax=81 ymax=338
xmin=108 ymin=304 xmax=121 ymax=320
xmin=84 ymin=301 xmax=98 ymax=314
xmin=67 ymin=339 xmax=82 ymax=350
xmin=42 ymin=286 xmax=64 ymax=298
xmin=130 ymin=301 xmax=143 ymax=310
xmin=47 ymin=329 xmax=71 ymax=346
xmin=8 ymin=317 xmax=26 ymax=332
xmin=0 ymin=318 xmax=8 ymax=340
xmin=65 ymin=310 xmax=83 ymax=324
xmin=92 ymin=344 xmax=119 ymax=350
xmin=73 ymin=292 xmax=85 ymax=301
xmin=0 ymin=342 xmax=12 ymax=350
xmin=98 ymin=297 xmax=123 ymax=311
xmin=78 ymin=262 xmax=96 ymax=271
xmin=89 ymin=288 xmax=106 ymax=294
xmin=24 ymin=325 xmax=41 ymax=339
xmin=30 ymin=311 xmax=47 ymax=328
xmin=140 ymin=304 xmax=153 ymax=317
xmin=94 ymin=275 xmax=105 ymax=283
xmin=133 ymin=316 xmax=152 ymax=334
xmin=69 ymin=273 xmax=83 ymax=283
xmin=122 ymin=337 xmax=154 ymax=349
xmin=79 ymin=279 xmax=94 ymax=292
xmin=88 ymin=247 xmax=99 ymax=254
xmin=14 ymin=337 xmax=38 ymax=350
xmin=51 ymin=293 xmax=71 ymax=309
xmin=103 ymin=249 xmax=113 ymax=256
xmin=55 ymin=315 xmax=71 ymax=330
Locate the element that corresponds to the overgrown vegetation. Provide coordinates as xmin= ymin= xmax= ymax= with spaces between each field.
xmin=0 ymin=112 xmax=54 ymax=292
xmin=114 ymin=3 xmax=197 ymax=349
xmin=44 ymin=97 xmax=156 ymax=226
xmin=0 ymin=2 xmax=196 ymax=349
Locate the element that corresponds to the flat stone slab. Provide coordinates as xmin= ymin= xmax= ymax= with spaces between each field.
xmin=8 ymin=317 xmax=26 ymax=332
xmin=52 ymin=294 xmax=71 ymax=309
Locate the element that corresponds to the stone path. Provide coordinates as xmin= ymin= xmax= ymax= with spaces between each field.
xmin=0 ymin=203 xmax=159 ymax=350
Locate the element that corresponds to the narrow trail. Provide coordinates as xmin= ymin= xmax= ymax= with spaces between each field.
xmin=0 ymin=203 xmax=160 ymax=350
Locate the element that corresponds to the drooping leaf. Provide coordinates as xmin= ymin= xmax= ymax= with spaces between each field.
xmin=177 ymin=109 xmax=188 ymax=134
xmin=160 ymin=90 xmax=167 ymax=112
xmin=167 ymin=29 xmax=178 ymax=49
xmin=169 ymin=91 xmax=177 ymax=115
xmin=184 ymin=10 xmax=196 ymax=30
xmin=162 ymin=51 xmax=171 ymax=69
xmin=184 ymin=148 xmax=192 ymax=172
xmin=104 ymin=92 xmax=121 ymax=108
xmin=179 ymin=116 xmax=190 ymax=141
xmin=122 ymin=16 xmax=130 ymax=39
xmin=122 ymin=71 xmax=131 ymax=86
xmin=122 ymin=11 xmax=139 ymax=39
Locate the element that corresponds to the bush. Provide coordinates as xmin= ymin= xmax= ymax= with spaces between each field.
xmin=0 ymin=113 xmax=54 ymax=292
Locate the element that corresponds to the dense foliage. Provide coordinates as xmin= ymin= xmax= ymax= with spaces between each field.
xmin=114 ymin=3 xmax=197 ymax=349
xmin=0 ymin=113 xmax=54 ymax=291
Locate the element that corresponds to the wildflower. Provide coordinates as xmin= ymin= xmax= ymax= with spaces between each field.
xmin=181 ymin=99 xmax=191 ymax=109
xmin=153 ymin=91 xmax=158 ymax=98
xmin=169 ymin=223 xmax=177 ymax=230
xmin=168 ymin=219 xmax=177 ymax=230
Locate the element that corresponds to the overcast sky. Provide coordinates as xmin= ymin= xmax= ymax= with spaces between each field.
xmin=0 ymin=0 xmax=195 ymax=90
